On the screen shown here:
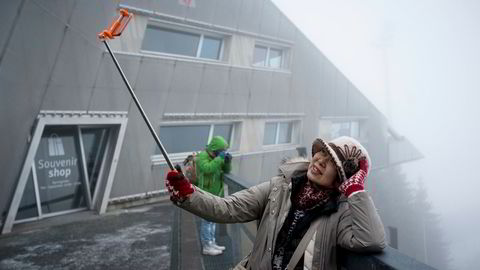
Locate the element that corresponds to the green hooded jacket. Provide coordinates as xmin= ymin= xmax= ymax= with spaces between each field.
xmin=195 ymin=136 xmax=231 ymax=196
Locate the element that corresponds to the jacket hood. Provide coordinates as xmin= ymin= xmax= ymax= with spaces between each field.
xmin=206 ymin=136 xmax=229 ymax=152
xmin=278 ymin=157 xmax=309 ymax=180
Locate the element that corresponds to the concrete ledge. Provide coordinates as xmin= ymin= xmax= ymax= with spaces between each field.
xmin=108 ymin=192 xmax=170 ymax=211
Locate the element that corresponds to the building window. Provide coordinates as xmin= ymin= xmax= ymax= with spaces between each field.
xmin=157 ymin=123 xmax=234 ymax=154
xmin=253 ymin=45 xmax=283 ymax=68
xmin=142 ymin=25 xmax=223 ymax=60
xmin=200 ymin=36 xmax=223 ymax=59
xmin=331 ymin=121 xmax=360 ymax=139
xmin=263 ymin=121 xmax=293 ymax=145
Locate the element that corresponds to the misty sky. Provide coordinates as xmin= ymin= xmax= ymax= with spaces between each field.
xmin=271 ymin=0 xmax=480 ymax=269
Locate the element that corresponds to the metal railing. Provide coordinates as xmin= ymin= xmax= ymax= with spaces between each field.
xmin=223 ymin=173 xmax=437 ymax=270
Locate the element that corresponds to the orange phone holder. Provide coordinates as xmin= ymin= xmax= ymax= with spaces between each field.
xmin=98 ymin=9 xmax=132 ymax=40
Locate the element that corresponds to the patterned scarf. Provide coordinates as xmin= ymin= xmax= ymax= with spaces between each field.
xmin=292 ymin=177 xmax=337 ymax=210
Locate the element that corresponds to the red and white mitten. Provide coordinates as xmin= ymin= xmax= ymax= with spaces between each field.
xmin=338 ymin=159 xmax=369 ymax=197
xmin=165 ymin=170 xmax=195 ymax=202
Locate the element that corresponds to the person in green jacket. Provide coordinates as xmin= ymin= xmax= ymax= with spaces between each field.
xmin=195 ymin=136 xmax=232 ymax=255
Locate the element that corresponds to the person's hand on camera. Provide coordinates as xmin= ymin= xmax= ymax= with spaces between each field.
xmin=338 ymin=159 xmax=368 ymax=197
xmin=165 ymin=169 xmax=195 ymax=202
xmin=216 ymin=150 xmax=226 ymax=159
xmin=224 ymin=152 xmax=232 ymax=163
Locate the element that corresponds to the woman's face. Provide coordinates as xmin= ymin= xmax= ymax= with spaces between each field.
xmin=307 ymin=149 xmax=338 ymax=189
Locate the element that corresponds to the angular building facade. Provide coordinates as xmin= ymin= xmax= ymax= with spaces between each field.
xmin=0 ymin=0 xmax=420 ymax=236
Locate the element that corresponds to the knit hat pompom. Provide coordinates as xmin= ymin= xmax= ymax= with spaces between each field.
xmin=342 ymin=158 xmax=359 ymax=179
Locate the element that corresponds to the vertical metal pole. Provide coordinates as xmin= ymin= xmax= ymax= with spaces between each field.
xmin=102 ymin=40 xmax=175 ymax=170
xmin=31 ymin=164 xmax=43 ymax=218
xmin=423 ymin=217 xmax=428 ymax=264
xmin=77 ymin=126 xmax=93 ymax=209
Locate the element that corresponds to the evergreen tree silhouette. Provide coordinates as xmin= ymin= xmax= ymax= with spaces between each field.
xmin=413 ymin=180 xmax=451 ymax=270
xmin=368 ymin=166 xmax=451 ymax=269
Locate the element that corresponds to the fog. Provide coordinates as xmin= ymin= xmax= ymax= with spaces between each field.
xmin=272 ymin=0 xmax=480 ymax=269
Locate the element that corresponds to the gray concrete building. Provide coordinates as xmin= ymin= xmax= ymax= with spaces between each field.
xmin=0 ymin=0 xmax=420 ymax=235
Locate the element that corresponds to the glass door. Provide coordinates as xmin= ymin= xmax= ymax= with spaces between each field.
xmin=35 ymin=126 xmax=86 ymax=215
xmin=14 ymin=125 xmax=112 ymax=222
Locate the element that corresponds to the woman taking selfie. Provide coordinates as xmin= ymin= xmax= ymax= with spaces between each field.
xmin=165 ymin=136 xmax=385 ymax=270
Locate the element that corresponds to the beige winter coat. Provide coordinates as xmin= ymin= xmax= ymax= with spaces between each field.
xmin=177 ymin=159 xmax=386 ymax=270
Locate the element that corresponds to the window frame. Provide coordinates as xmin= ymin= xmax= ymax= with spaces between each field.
xmin=141 ymin=20 xmax=226 ymax=62
xmin=151 ymin=121 xmax=240 ymax=164
xmin=253 ymin=43 xmax=287 ymax=69
xmin=262 ymin=120 xmax=299 ymax=147
xmin=330 ymin=120 xmax=360 ymax=139
xmin=319 ymin=117 xmax=368 ymax=143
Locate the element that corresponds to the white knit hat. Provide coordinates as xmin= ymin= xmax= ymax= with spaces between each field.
xmin=312 ymin=136 xmax=371 ymax=183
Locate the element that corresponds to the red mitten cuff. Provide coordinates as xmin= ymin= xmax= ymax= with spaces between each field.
xmin=343 ymin=184 xmax=364 ymax=197
xmin=339 ymin=169 xmax=366 ymax=197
